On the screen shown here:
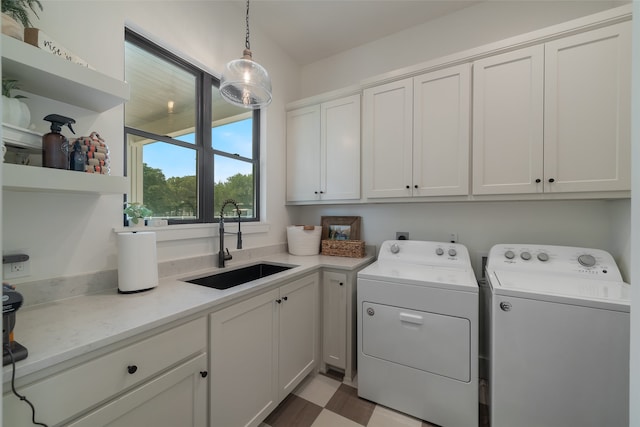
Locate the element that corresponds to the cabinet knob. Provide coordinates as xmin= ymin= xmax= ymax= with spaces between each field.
xmin=406 ymin=185 xmax=410 ymax=189
xmin=319 ymin=191 xmax=324 ymax=194
xmin=282 ymin=296 xmax=288 ymax=301
xmin=127 ymin=365 xmax=138 ymax=375
xmin=276 ymin=298 xmax=282 ymax=304
xmin=414 ymin=185 xmax=418 ymax=189
xmin=339 ymin=282 xmax=344 ymax=286
xmin=548 ymin=178 xmax=555 ymax=183
xmin=314 ymin=191 xmax=318 ymax=194
xmin=535 ymin=179 xmax=541 ymax=183
xmin=200 ymin=371 xmax=208 ymax=378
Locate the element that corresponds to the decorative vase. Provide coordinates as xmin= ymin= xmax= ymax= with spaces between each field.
xmin=127 ymin=219 xmax=146 ymax=228
xmin=1 ymin=13 xmax=24 ymax=41
xmin=2 ymin=95 xmax=31 ymax=128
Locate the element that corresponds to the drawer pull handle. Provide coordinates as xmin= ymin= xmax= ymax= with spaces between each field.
xmin=276 ymin=299 xmax=282 ymax=304
xmin=282 ymin=296 xmax=288 ymax=301
xmin=127 ymin=365 xmax=138 ymax=375
xmin=200 ymin=371 xmax=208 ymax=378
xmin=399 ymin=313 xmax=423 ymax=325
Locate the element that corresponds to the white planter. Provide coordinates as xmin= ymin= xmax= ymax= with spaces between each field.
xmin=2 ymin=96 xmax=31 ymax=128
xmin=1 ymin=13 xmax=23 ymax=41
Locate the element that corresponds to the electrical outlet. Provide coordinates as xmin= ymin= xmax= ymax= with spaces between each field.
xmin=449 ymin=232 xmax=458 ymax=243
xmin=4 ymin=259 xmax=30 ymax=279
xmin=396 ymin=232 xmax=409 ymax=240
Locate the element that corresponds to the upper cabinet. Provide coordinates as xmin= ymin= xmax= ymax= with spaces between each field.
xmin=1 ymin=35 xmax=130 ymax=112
xmin=473 ymin=21 xmax=631 ymax=195
xmin=363 ymin=64 xmax=471 ymax=199
xmin=286 ymin=94 xmax=361 ymax=203
xmin=286 ymin=6 xmax=631 ymax=204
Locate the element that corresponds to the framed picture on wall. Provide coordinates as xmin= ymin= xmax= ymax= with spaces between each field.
xmin=321 ymin=216 xmax=361 ymax=241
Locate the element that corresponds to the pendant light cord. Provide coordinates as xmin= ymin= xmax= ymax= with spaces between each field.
xmin=245 ymin=0 xmax=251 ymax=50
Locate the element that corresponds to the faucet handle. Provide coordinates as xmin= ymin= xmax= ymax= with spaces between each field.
xmin=224 ymin=248 xmax=233 ymax=261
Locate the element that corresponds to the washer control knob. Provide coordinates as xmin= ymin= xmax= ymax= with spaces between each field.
xmin=390 ymin=243 xmax=400 ymax=254
xmin=537 ymin=252 xmax=549 ymax=262
xmin=520 ymin=251 xmax=531 ymax=261
xmin=500 ymin=301 xmax=512 ymax=312
xmin=435 ymin=248 xmax=444 ymax=256
xmin=448 ymin=248 xmax=457 ymax=257
xmin=578 ymin=254 xmax=596 ymax=267
xmin=366 ymin=307 xmax=375 ymax=316
xmin=505 ymin=250 xmax=515 ymax=260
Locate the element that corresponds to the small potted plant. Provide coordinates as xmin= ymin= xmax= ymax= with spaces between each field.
xmin=1 ymin=0 xmax=42 ymax=40
xmin=2 ymin=78 xmax=30 ymax=128
xmin=124 ymin=202 xmax=152 ymax=227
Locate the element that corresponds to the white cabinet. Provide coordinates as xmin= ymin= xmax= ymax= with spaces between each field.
xmin=473 ymin=21 xmax=631 ymax=195
xmin=363 ymin=64 xmax=470 ymax=199
xmin=286 ymin=95 xmax=361 ymax=202
xmin=3 ymin=318 xmax=207 ymax=427
xmin=321 ymin=266 xmax=372 ymax=382
xmin=210 ymin=273 xmax=319 ymax=427
xmin=67 ymin=354 xmax=207 ymax=427
xmin=322 ymin=271 xmax=347 ymax=371
xmin=472 ymin=46 xmax=544 ymax=195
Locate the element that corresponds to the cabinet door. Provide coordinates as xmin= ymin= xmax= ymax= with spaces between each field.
xmin=543 ymin=21 xmax=631 ymax=193
xmin=413 ymin=64 xmax=470 ymax=196
xmin=472 ymin=46 xmax=544 ymax=195
xmin=322 ymin=271 xmax=347 ymax=370
xmin=278 ymin=273 xmax=319 ymax=398
xmin=363 ymin=78 xmax=413 ymax=198
xmin=321 ymin=94 xmax=361 ymax=200
xmin=210 ymin=289 xmax=280 ymax=427
xmin=286 ymin=105 xmax=321 ymax=201
xmin=67 ymin=354 xmax=207 ymax=427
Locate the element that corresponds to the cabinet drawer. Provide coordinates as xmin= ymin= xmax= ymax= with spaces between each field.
xmin=4 ymin=317 xmax=206 ymax=427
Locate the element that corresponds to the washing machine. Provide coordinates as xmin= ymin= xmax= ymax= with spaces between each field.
xmin=485 ymin=244 xmax=630 ymax=427
xmin=357 ymin=240 xmax=479 ymax=427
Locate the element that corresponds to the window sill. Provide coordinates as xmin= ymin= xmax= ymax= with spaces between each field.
xmin=113 ymin=222 xmax=270 ymax=242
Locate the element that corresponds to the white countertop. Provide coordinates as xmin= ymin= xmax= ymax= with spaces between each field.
xmin=4 ymin=251 xmax=374 ymax=384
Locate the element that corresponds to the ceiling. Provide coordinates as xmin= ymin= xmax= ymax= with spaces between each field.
xmin=246 ymin=0 xmax=483 ymax=65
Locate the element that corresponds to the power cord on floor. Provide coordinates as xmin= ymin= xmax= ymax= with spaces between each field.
xmin=4 ymin=343 xmax=49 ymax=427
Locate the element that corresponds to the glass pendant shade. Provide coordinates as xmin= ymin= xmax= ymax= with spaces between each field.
xmin=220 ymin=49 xmax=272 ymax=109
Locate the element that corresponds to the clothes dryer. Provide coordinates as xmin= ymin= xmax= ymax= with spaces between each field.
xmin=358 ymin=240 xmax=478 ymax=427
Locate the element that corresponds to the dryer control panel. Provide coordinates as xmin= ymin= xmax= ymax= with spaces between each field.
xmin=378 ymin=240 xmax=472 ymax=269
xmin=486 ymin=244 xmax=623 ymax=281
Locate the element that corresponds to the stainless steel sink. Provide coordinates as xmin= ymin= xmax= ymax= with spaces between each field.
xmin=184 ymin=263 xmax=294 ymax=290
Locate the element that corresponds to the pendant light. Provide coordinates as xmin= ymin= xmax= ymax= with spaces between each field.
xmin=220 ymin=0 xmax=272 ymax=109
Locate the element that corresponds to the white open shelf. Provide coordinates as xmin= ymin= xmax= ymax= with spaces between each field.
xmin=1 ymin=35 xmax=130 ymax=112
xmin=3 ymin=163 xmax=128 ymax=194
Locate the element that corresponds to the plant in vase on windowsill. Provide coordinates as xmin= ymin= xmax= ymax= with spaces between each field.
xmin=124 ymin=202 xmax=152 ymax=227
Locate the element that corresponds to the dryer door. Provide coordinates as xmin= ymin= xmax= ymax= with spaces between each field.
xmin=361 ymin=301 xmax=470 ymax=382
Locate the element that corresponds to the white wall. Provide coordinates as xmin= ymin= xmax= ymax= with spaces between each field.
xmin=3 ymin=1 xmax=301 ymax=282
xmin=301 ymin=0 xmax=628 ymax=97
xmin=629 ymin=2 xmax=639 ymax=426
xmin=291 ymin=200 xmax=627 ymax=280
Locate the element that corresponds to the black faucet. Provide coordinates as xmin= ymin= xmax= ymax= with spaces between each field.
xmin=218 ymin=199 xmax=242 ymax=268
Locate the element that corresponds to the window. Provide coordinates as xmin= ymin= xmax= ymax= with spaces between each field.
xmin=124 ymin=29 xmax=260 ymax=224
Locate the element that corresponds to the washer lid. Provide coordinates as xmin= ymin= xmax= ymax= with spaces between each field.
xmin=358 ymin=260 xmax=478 ymax=293
xmin=490 ymin=270 xmax=630 ymax=311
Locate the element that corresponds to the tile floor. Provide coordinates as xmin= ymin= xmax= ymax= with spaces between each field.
xmin=260 ymin=372 xmax=445 ymax=427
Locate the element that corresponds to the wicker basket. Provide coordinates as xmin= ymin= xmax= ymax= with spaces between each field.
xmin=321 ymin=240 xmax=365 ymax=258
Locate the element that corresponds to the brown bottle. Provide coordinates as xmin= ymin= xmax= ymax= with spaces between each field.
xmin=43 ymin=114 xmax=75 ymax=169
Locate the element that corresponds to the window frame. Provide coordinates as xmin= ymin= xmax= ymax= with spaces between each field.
xmin=124 ymin=28 xmax=260 ymax=224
